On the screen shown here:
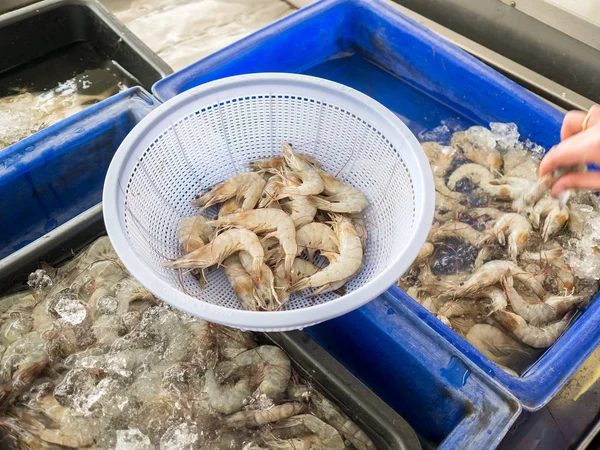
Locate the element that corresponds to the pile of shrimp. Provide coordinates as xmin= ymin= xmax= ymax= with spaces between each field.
xmin=398 ymin=123 xmax=600 ymax=376
xmin=0 ymin=237 xmax=376 ymax=449
xmin=168 ymin=142 xmax=368 ymax=311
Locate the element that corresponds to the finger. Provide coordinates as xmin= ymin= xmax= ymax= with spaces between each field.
xmin=560 ymin=111 xmax=587 ymax=141
xmin=539 ymin=122 xmax=600 ymax=177
xmin=551 ymin=171 xmax=600 ymax=196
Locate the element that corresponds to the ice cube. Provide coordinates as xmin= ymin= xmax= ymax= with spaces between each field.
xmin=54 ymin=296 xmax=87 ymax=325
xmin=115 ymin=428 xmax=155 ymax=450
xmin=490 ymin=122 xmax=520 ymax=150
xmin=159 ymin=423 xmax=198 ymax=450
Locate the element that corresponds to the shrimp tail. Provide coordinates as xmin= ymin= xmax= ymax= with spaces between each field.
xmin=310 ymin=196 xmax=333 ymax=212
xmin=284 ymin=254 xmax=295 ymax=277
xmin=290 ymin=278 xmax=311 ymax=293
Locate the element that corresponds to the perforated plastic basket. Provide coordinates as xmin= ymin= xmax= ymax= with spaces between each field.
xmin=103 ymin=73 xmax=434 ymax=331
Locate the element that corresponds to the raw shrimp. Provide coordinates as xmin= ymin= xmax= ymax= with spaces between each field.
xmin=447 ymin=163 xmax=494 ymax=191
xmin=348 ymin=213 xmax=368 ymax=252
xmin=479 ymin=286 xmax=508 ymax=313
xmin=466 ymin=324 xmax=536 ymax=375
xmin=421 ymin=142 xmax=455 ymax=177
xmin=435 ymin=195 xmax=465 ymax=221
xmin=310 ymin=170 xmax=368 ymax=214
xmin=164 ymin=228 xmax=265 ymax=281
xmin=428 ymin=222 xmax=489 ymax=247
xmin=419 ymin=264 xmax=470 ymax=297
xmin=513 ymin=164 xmax=586 ymax=212
xmin=217 ymin=346 xmax=291 ymax=400
xmin=303 ymin=389 xmax=376 ymax=450
xmin=291 ymin=216 xmax=362 ymax=294
xmin=296 ymin=222 xmax=339 ymax=261
xmin=278 ymin=143 xmax=324 ymax=197
xmin=207 ymin=209 xmax=297 ymax=276
xmin=223 ymin=255 xmax=262 ymax=311
xmin=415 ymin=242 xmax=434 ymax=265
xmin=238 ymin=251 xmax=278 ymax=310
xmin=451 ymin=127 xmax=503 ymax=172
xmin=502 ymin=277 xmax=582 ymax=325
xmin=249 ymin=153 xmax=322 ymax=172
xmin=443 ymin=260 xmax=546 ymax=299
xmin=520 ymin=246 xmax=575 ymax=292
xmin=491 ymin=213 xmax=532 ymax=261
xmin=203 ymin=364 xmax=252 ymax=414
xmin=494 ymin=310 xmax=574 ymax=348
xmin=482 ymin=177 xmax=532 ymax=201
xmin=219 ymin=197 xmax=241 ymax=218
xmin=281 ymin=194 xmax=317 ymax=227
xmin=191 ymin=172 xmax=266 ymax=210
xmin=177 ymin=215 xmax=214 ymax=253
xmin=531 ymin=197 xmax=569 ymax=241
xmin=224 ymin=402 xmax=304 ymax=428
xmin=274 ymin=258 xmax=319 ymax=306
xmin=259 ymin=174 xmax=284 ymax=208
xmin=269 ymin=414 xmax=345 ymax=450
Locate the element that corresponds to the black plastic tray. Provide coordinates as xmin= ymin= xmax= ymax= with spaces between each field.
xmin=0 ymin=0 xmax=171 ymax=91
xmin=0 ymin=205 xmax=421 ymax=450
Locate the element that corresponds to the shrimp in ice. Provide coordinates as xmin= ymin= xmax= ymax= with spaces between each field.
xmin=491 ymin=213 xmax=532 ymax=261
xmin=451 ymin=127 xmax=503 ymax=172
xmin=513 ymin=164 xmax=586 ymax=212
xmin=291 ymin=216 xmax=362 ymax=294
xmin=310 ymin=170 xmax=368 ymax=214
xmin=224 ymin=402 xmax=304 ymax=428
xmin=278 ymin=143 xmax=324 ymax=197
xmin=421 ymin=142 xmax=456 ymax=177
xmin=191 ymin=172 xmax=265 ymax=210
xmin=435 ymin=176 xmax=465 ymax=202
xmin=443 ymin=260 xmax=545 ymax=299
xmin=483 ymin=177 xmax=532 ymax=201
xmin=447 ymin=163 xmax=494 ymax=191
xmin=204 ymin=364 xmax=253 ymax=414
xmin=217 ymin=345 xmax=291 ymax=400
xmin=502 ymin=276 xmax=582 ymax=325
xmin=268 ymin=414 xmax=345 ymax=450
xmin=207 ymin=209 xmax=297 ymax=276
xmin=164 ymin=228 xmax=264 ymax=281
xmin=428 ymin=222 xmax=489 ymax=247
xmin=530 ymin=196 xmax=570 ymax=241
xmin=296 ymin=222 xmax=339 ymax=261
xmin=177 ymin=215 xmax=214 ymax=253
xmin=494 ymin=309 xmax=574 ymax=348
xmin=520 ymin=246 xmax=575 ymax=292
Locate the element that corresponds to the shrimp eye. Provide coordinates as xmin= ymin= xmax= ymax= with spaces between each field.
xmin=459 ymin=282 xmax=464 ymax=286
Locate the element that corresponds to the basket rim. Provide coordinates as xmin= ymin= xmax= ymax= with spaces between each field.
xmin=103 ymin=72 xmax=435 ymax=331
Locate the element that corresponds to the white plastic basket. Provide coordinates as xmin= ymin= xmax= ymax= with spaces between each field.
xmin=103 ymin=73 xmax=434 ymax=331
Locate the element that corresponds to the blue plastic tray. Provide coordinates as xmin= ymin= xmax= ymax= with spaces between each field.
xmin=0 ymin=87 xmax=159 ymax=259
xmin=308 ymin=292 xmax=520 ymax=449
xmin=151 ymin=0 xmax=599 ymax=410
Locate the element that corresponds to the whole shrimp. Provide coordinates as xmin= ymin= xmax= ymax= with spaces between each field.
xmin=443 ymin=260 xmax=545 ymax=300
xmin=447 ymin=163 xmax=494 ymax=191
xmin=435 ymin=176 xmax=465 ymax=201
xmin=491 ymin=213 xmax=532 ymax=261
xmin=296 ymin=222 xmax=340 ymax=261
xmin=238 ymin=251 xmax=279 ymax=310
xmin=501 ymin=276 xmax=582 ymax=326
xmin=207 ymin=209 xmax=297 ymax=276
xmin=530 ymin=196 xmax=569 ymax=241
xmin=191 ymin=172 xmax=265 ymax=210
xmin=513 ymin=164 xmax=587 ymax=212
xmin=204 ymin=363 xmax=253 ymax=414
xmin=428 ymin=222 xmax=489 ymax=247
xmin=224 ymin=402 xmax=304 ymax=428
xmin=290 ymin=387 xmax=376 ymax=450
xmin=451 ymin=127 xmax=503 ymax=172
xmin=217 ymin=345 xmax=291 ymax=400
xmin=483 ymin=177 xmax=532 ymax=201
xmin=223 ymin=255 xmax=265 ymax=311
xmin=291 ymin=216 xmax=362 ymax=295
xmin=466 ymin=324 xmax=536 ymax=376
xmin=268 ymin=414 xmax=345 ymax=450
xmin=493 ymin=309 xmax=574 ymax=348
xmin=164 ymin=228 xmax=264 ymax=281
xmin=520 ymin=245 xmax=575 ymax=292
xmin=421 ymin=142 xmax=456 ymax=177
xmin=277 ymin=143 xmax=324 ymax=197
xmin=310 ymin=170 xmax=368 ymax=214
xmin=281 ymin=194 xmax=317 ymax=227
xmin=177 ymin=215 xmax=214 ymax=253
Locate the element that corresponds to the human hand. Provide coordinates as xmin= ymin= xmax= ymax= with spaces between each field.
xmin=539 ymin=105 xmax=600 ymax=196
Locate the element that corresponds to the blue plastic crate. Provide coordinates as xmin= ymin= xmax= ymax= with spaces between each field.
xmin=151 ymin=0 xmax=597 ymax=410
xmin=308 ymin=292 xmax=520 ymax=449
xmin=0 ymin=87 xmax=159 ymax=258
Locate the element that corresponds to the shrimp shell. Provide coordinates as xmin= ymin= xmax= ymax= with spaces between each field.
xmin=494 ymin=309 xmax=574 ymax=348
xmin=164 ymin=228 xmax=264 ymax=281
xmin=192 ymin=172 xmax=265 ymax=210
xmin=278 ymin=143 xmax=324 ymax=197
xmin=447 ymin=163 xmax=494 ymax=190
xmin=208 ymin=209 xmax=297 ymax=276
xmin=296 ymin=222 xmax=339 ymax=261
xmin=491 ymin=213 xmax=532 ymax=261
xmin=177 ymin=216 xmax=214 ymax=253
xmin=310 ymin=170 xmax=368 ymax=214
xmin=224 ymin=402 xmax=304 ymax=428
